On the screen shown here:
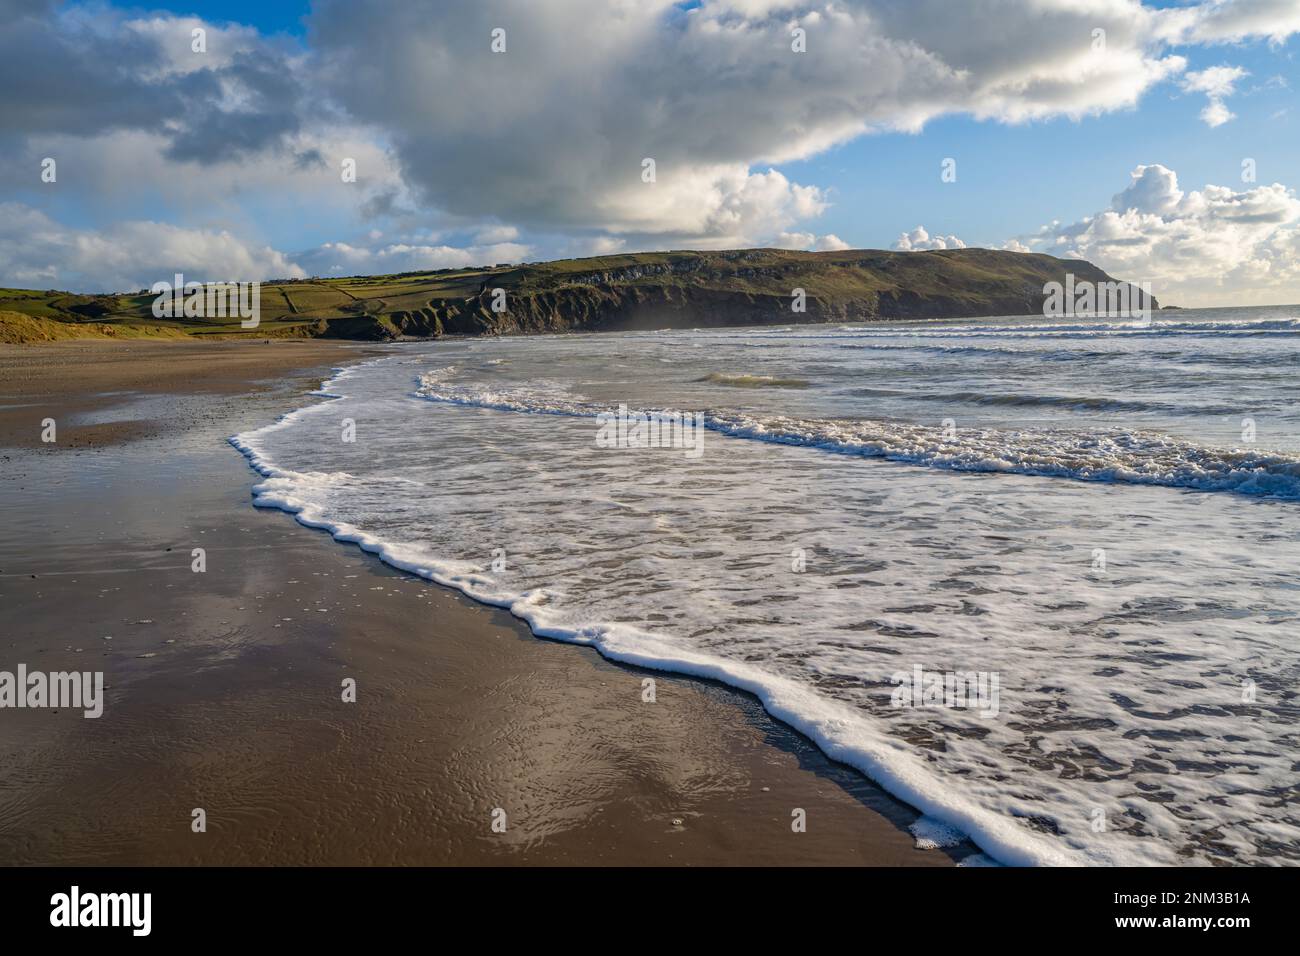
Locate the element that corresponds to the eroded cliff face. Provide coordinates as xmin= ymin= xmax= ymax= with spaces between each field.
xmin=318 ymin=250 xmax=1154 ymax=340
xmin=361 ymin=286 xmax=1072 ymax=339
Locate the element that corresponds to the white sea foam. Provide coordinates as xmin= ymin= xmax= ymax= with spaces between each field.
xmin=911 ymin=816 xmax=969 ymax=851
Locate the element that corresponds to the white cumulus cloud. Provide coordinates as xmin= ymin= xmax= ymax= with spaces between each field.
xmin=293 ymin=238 xmax=532 ymax=277
xmin=1041 ymin=164 xmax=1300 ymax=305
xmin=0 ymin=203 xmax=304 ymax=292
xmin=894 ymin=226 xmax=966 ymax=251
xmin=1182 ymin=64 xmax=1250 ymax=126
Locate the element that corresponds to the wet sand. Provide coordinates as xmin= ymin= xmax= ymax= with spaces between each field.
xmin=0 ymin=339 xmax=964 ymax=865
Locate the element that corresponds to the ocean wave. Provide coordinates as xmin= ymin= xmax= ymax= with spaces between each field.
xmin=846 ymin=387 xmax=1239 ymax=416
xmin=417 ymin=368 xmax=1300 ymax=499
xmin=708 ymin=415 xmax=1300 ymax=498
xmin=723 ymin=317 xmax=1300 ymax=340
xmin=699 ymin=371 xmax=811 ymax=388
xmin=835 ymin=342 xmax=1116 ymax=361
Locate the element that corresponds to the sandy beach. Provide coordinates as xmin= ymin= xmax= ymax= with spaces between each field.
xmin=0 ymin=339 xmax=963 ymax=865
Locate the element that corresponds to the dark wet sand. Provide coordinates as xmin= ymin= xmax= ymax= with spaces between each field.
xmin=0 ymin=339 xmax=963 ymax=865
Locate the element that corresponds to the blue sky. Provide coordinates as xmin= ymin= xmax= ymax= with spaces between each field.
xmin=798 ymin=60 xmax=1296 ymax=249
xmin=155 ymin=0 xmax=313 ymax=36
xmin=3 ymin=0 xmax=1300 ymax=305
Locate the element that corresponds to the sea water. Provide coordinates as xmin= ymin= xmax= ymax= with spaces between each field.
xmin=233 ymin=307 xmax=1300 ymax=866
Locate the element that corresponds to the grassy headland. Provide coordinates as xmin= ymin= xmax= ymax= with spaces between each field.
xmin=0 ymin=247 xmax=1153 ymax=343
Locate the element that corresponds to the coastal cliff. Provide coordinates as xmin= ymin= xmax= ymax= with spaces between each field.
xmin=0 ymin=247 xmax=1156 ymax=342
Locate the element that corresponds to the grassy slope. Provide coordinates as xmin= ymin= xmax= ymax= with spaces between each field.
xmin=0 ymin=310 xmax=189 ymax=344
xmin=0 ymin=248 xmax=1145 ymax=343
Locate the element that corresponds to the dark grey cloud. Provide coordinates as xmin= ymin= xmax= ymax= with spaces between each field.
xmin=0 ymin=12 xmax=199 ymax=136
xmin=0 ymin=5 xmax=308 ymax=166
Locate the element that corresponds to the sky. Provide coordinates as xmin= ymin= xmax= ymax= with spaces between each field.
xmin=2 ymin=0 xmax=1299 ymax=306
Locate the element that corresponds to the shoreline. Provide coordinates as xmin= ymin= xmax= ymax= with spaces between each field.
xmin=0 ymin=339 xmax=966 ymax=865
